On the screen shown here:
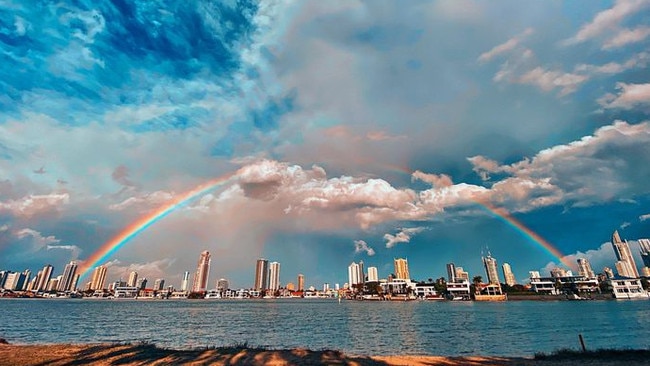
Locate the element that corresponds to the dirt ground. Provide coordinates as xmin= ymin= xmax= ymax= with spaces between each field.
xmin=0 ymin=343 xmax=648 ymax=366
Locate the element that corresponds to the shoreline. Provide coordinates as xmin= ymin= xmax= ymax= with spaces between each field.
xmin=0 ymin=342 xmax=647 ymax=366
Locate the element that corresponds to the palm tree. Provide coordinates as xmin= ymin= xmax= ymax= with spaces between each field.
xmin=472 ymin=276 xmax=483 ymax=295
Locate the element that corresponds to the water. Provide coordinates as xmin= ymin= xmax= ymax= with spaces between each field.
xmin=2 ymin=298 xmax=649 ymax=356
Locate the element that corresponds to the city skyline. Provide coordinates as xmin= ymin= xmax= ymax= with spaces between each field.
xmin=1 ymin=1 xmax=650 ymax=289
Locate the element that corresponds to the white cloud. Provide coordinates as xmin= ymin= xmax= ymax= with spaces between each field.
xmin=0 ymin=193 xmax=69 ymax=217
xmin=620 ymin=222 xmax=631 ymax=229
xmin=516 ymin=67 xmax=589 ymax=96
xmin=384 ymin=227 xmax=425 ymax=249
xmin=469 ymin=120 xmax=650 ymax=208
xmin=412 ymin=170 xmax=453 ymax=187
xmin=478 ymin=28 xmax=533 ymax=63
xmin=564 ymin=0 xmax=650 ymax=45
xmin=354 ymin=239 xmax=375 ymax=256
xmin=46 ymin=244 xmax=81 ymax=260
xmin=15 ymin=228 xmax=60 ymax=247
xmin=599 ymin=82 xmax=650 ymax=110
xmin=640 ymin=214 xmax=650 ymax=221
xmin=603 ymin=26 xmax=650 ymax=49
xmin=108 ymin=190 xmax=174 ymax=211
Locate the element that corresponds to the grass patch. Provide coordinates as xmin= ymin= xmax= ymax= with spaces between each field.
xmin=535 ymin=348 xmax=650 ymax=361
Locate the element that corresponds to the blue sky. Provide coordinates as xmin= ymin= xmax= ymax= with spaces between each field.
xmin=1 ymin=0 xmax=650 ymax=289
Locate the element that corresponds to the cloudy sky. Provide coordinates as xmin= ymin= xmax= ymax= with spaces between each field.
xmin=1 ymin=0 xmax=650 ymax=289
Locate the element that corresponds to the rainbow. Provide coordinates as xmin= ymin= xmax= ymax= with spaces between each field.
xmin=476 ymin=201 xmax=572 ymax=268
xmin=79 ymin=173 xmax=236 ymax=278
xmin=402 ymin=165 xmax=570 ymax=267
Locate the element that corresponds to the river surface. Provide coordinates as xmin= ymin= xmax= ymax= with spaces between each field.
xmin=2 ymin=298 xmax=649 ymax=356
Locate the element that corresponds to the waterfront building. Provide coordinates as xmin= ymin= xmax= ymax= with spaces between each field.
xmin=447 ymin=279 xmax=471 ymax=300
xmin=21 ymin=269 xmax=31 ymax=291
xmin=57 ymin=261 xmax=78 ymax=292
xmin=529 ymin=274 xmax=599 ymax=295
xmin=3 ymin=272 xmax=26 ymax=291
xmin=502 ymin=263 xmax=516 ymax=286
xmin=180 ymin=271 xmax=190 ymax=292
xmin=153 ymin=278 xmax=165 ymax=291
xmin=90 ymin=265 xmax=107 ymax=291
xmin=297 ymin=274 xmax=304 ymax=291
xmin=26 ymin=276 xmax=37 ymax=291
xmin=0 ymin=271 xmax=6 ymax=288
xmin=446 ymin=263 xmax=456 ymax=282
xmin=638 ymin=238 xmax=650 ymax=268
xmin=367 ymin=266 xmax=378 ymax=282
xmin=286 ymin=282 xmax=295 ymax=291
xmin=577 ymin=258 xmax=596 ymax=279
xmin=137 ymin=277 xmax=148 ymax=290
xmin=192 ymin=250 xmax=211 ymax=292
xmin=642 ymin=267 xmax=650 ymax=277
xmin=217 ymin=278 xmax=229 ymax=291
xmin=394 ymin=258 xmax=410 ymax=280
xmin=71 ymin=274 xmax=80 ymax=291
xmin=611 ymin=230 xmax=639 ymax=278
xmin=482 ymin=253 xmax=500 ymax=284
xmin=47 ymin=276 xmax=61 ymax=292
xmin=455 ymin=266 xmax=469 ymax=281
xmin=37 ymin=264 xmax=53 ymax=291
xmin=127 ymin=271 xmax=138 ymax=287
xmin=358 ymin=261 xmax=365 ymax=283
xmin=254 ymin=259 xmax=269 ymax=290
xmin=609 ymin=278 xmax=649 ymax=299
xmin=269 ymin=262 xmax=281 ymax=291
xmin=348 ymin=262 xmax=362 ymax=287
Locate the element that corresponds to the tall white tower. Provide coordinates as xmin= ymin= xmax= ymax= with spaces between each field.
xmin=611 ymin=230 xmax=639 ymax=278
xmin=268 ymin=261 xmax=281 ymax=291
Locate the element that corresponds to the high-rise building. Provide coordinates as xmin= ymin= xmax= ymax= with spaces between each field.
xmin=90 ymin=265 xmax=107 ymax=291
xmin=181 ymin=271 xmax=190 ymax=292
xmin=482 ymin=253 xmax=500 ymax=284
xmin=297 ymin=274 xmax=304 ymax=291
xmin=394 ymin=258 xmax=410 ymax=280
xmin=455 ymin=266 xmax=469 ymax=281
xmin=611 ymin=230 xmax=639 ymax=278
xmin=48 ymin=276 xmax=62 ymax=292
xmin=192 ymin=250 xmax=211 ymax=292
xmin=57 ymin=261 xmax=78 ymax=292
xmin=127 ymin=271 xmax=138 ymax=287
xmin=269 ymin=261 xmax=281 ymax=291
xmin=3 ymin=272 xmax=26 ymax=291
xmin=21 ymin=269 xmax=31 ymax=291
xmin=71 ymin=274 xmax=80 ymax=292
xmin=348 ymin=262 xmax=361 ymax=287
xmin=577 ymin=258 xmax=595 ymax=278
xmin=446 ymin=263 xmax=456 ymax=283
xmin=217 ymin=278 xmax=229 ymax=291
xmin=136 ymin=277 xmax=148 ymax=290
xmin=153 ymin=278 xmax=165 ymax=291
xmin=642 ymin=267 xmax=650 ymax=277
xmin=37 ymin=265 xmax=53 ymax=291
xmin=550 ymin=267 xmax=568 ymax=277
xmin=603 ymin=267 xmax=614 ymax=279
xmin=638 ymin=238 xmax=650 ymax=268
xmin=502 ymin=263 xmax=516 ymax=286
xmin=254 ymin=259 xmax=269 ymax=290
xmin=367 ymin=266 xmax=378 ymax=282
xmin=358 ymin=260 xmax=365 ymax=283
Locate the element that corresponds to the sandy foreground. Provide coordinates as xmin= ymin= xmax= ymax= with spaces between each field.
xmin=0 ymin=343 xmax=647 ymax=366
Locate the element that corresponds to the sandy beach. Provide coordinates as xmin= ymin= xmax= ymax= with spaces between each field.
xmin=1 ymin=343 xmax=648 ymax=366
